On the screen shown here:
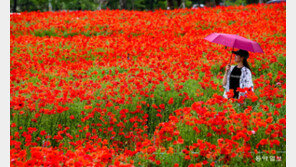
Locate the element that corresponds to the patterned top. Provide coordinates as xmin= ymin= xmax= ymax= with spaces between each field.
xmin=223 ymin=65 xmax=254 ymax=99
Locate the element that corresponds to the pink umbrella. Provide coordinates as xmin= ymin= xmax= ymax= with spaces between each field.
xmin=204 ymin=33 xmax=264 ymax=64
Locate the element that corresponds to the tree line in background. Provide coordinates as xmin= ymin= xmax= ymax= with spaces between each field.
xmin=10 ymin=0 xmax=270 ymax=12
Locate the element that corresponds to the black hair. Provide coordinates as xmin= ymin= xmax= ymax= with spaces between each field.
xmin=243 ymin=57 xmax=251 ymax=72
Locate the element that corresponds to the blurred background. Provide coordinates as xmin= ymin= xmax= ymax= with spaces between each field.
xmin=10 ymin=0 xmax=283 ymax=13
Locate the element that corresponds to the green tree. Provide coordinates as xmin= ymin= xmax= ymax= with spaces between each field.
xmin=10 ymin=0 xmax=265 ymax=12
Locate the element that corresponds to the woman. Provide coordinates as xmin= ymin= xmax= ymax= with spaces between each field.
xmin=222 ymin=49 xmax=254 ymax=99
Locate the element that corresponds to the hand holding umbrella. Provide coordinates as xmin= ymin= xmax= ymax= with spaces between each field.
xmin=204 ymin=33 xmax=262 ymax=99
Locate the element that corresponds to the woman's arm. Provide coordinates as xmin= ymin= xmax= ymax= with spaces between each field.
xmin=246 ymin=69 xmax=254 ymax=91
xmin=239 ymin=68 xmax=254 ymax=98
xmin=223 ymin=64 xmax=230 ymax=87
xmin=222 ymin=72 xmax=227 ymax=87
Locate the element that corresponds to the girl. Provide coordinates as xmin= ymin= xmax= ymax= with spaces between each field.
xmin=222 ymin=49 xmax=254 ymax=99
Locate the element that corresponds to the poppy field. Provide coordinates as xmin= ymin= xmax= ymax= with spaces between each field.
xmin=10 ymin=3 xmax=286 ymax=167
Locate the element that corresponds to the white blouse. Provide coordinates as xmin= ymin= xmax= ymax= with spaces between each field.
xmin=223 ymin=65 xmax=254 ymax=99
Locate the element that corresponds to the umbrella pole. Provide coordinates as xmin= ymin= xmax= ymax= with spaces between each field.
xmin=229 ymin=47 xmax=234 ymax=65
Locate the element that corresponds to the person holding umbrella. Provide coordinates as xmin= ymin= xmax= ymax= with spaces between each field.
xmin=222 ymin=49 xmax=254 ymax=99
xmin=204 ymin=32 xmax=263 ymax=100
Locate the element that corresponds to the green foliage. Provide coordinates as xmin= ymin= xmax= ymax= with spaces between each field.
xmin=155 ymin=0 xmax=168 ymax=9
xmin=133 ymin=0 xmax=147 ymax=10
xmin=63 ymin=0 xmax=98 ymax=10
xmin=185 ymin=0 xmax=192 ymax=7
xmin=11 ymin=0 xmax=264 ymax=12
xmin=11 ymin=0 xmax=48 ymax=12
xmin=225 ymin=0 xmax=247 ymax=6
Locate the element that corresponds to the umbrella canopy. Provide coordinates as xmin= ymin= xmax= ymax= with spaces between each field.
xmin=204 ymin=33 xmax=264 ymax=53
